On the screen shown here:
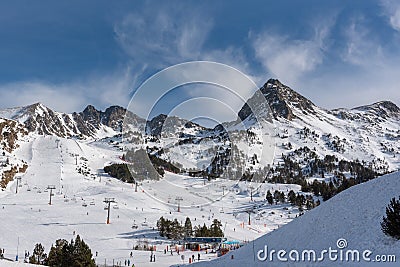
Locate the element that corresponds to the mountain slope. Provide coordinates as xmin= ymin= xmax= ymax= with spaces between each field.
xmin=193 ymin=171 xmax=400 ymax=267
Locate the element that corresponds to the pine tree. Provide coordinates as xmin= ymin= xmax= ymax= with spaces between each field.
xmin=170 ymin=219 xmax=183 ymax=240
xmin=288 ymin=190 xmax=296 ymax=205
xmin=195 ymin=223 xmax=209 ymax=237
xmin=45 ymin=235 xmax=95 ymax=267
xmin=29 ymin=243 xmax=47 ymax=265
xmin=266 ymin=190 xmax=273 ymax=205
xmin=381 ymin=197 xmax=400 ymax=239
xmin=157 ymin=216 xmax=166 ymax=237
xmin=184 ymin=217 xmax=193 ymax=237
xmin=209 ymin=219 xmax=224 ymax=237
xmin=47 ymin=239 xmax=69 ymax=267
xmin=71 ymin=235 xmax=96 ymax=267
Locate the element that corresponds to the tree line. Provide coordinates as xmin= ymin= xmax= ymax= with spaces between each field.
xmin=156 ymin=217 xmax=224 ymax=240
xmin=29 ymin=235 xmax=96 ymax=267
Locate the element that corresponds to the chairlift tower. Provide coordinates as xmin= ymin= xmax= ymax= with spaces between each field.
xmin=175 ymin=196 xmax=183 ymax=212
xmin=47 ymin=185 xmax=56 ymax=205
xmin=245 ymin=209 xmax=252 ymax=225
xmin=104 ymin=198 xmax=116 ymax=224
xmin=249 ymin=185 xmax=254 ymax=201
xmin=15 ymin=176 xmax=22 ymax=194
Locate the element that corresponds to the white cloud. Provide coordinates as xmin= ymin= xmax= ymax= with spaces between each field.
xmin=0 ymin=82 xmax=85 ymax=112
xmin=381 ymin=0 xmax=400 ymax=31
xmin=252 ymin=32 xmax=324 ymax=86
xmin=251 ymin=14 xmax=337 ymax=86
xmin=0 ymin=66 xmax=136 ymax=113
xmin=341 ymin=16 xmax=384 ymax=67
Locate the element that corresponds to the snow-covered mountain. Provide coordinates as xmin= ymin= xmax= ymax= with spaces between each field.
xmin=0 ymin=103 xmax=144 ymax=138
xmin=241 ymin=79 xmax=399 ymax=171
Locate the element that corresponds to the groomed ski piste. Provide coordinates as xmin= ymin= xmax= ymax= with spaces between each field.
xmin=0 ymin=135 xmax=303 ymax=267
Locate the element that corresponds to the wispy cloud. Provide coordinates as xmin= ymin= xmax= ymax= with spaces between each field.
xmin=113 ymin=3 xmax=213 ymax=68
xmin=113 ymin=3 xmax=255 ymax=81
xmin=251 ymin=19 xmax=333 ymax=87
xmin=341 ymin=16 xmax=384 ymax=67
xmin=380 ymin=0 xmax=400 ymax=31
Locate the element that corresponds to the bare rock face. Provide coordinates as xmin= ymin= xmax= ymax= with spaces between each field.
xmin=0 ymin=118 xmax=28 ymax=152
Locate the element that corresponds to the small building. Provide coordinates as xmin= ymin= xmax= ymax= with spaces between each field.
xmin=183 ymin=237 xmax=226 ymax=251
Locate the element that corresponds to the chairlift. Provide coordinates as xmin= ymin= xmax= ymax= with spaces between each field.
xmin=113 ymin=205 xmax=119 ymax=209
xmin=82 ymin=202 xmax=88 ymax=207
xmin=89 ymin=201 xmax=95 ymax=206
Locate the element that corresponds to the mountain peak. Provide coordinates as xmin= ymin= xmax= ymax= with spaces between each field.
xmin=82 ymin=104 xmax=99 ymax=113
xmin=353 ymin=100 xmax=399 ymax=113
xmin=351 ymin=100 xmax=400 ymax=119
xmin=239 ymin=79 xmax=316 ymax=121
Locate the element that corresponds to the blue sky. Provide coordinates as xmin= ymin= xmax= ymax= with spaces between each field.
xmin=0 ymin=0 xmax=399 ymax=121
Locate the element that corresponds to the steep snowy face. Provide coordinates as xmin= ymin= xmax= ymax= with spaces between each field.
xmin=193 ymin=171 xmax=400 ymax=267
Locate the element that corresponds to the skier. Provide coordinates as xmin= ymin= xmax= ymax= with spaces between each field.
xmin=198 ymin=253 xmax=200 ymax=261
